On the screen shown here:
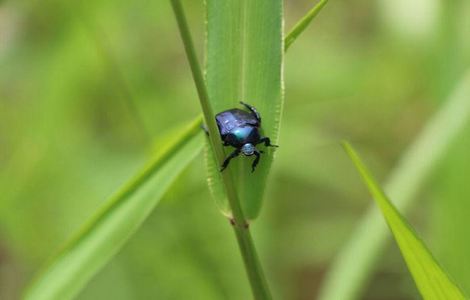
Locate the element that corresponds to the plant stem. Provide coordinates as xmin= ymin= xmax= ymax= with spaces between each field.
xmin=170 ymin=1 xmax=272 ymax=299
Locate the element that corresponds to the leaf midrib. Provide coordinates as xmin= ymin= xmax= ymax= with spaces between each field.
xmin=238 ymin=0 xmax=248 ymax=103
xmin=237 ymin=0 xmax=249 ymax=189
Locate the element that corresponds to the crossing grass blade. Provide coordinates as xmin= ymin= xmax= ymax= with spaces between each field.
xmin=205 ymin=0 xmax=283 ymax=220
xmin=24 ymin=117 xmax=204 ymax=300
xmin=343 ymin=142 xmax=467 ymax=300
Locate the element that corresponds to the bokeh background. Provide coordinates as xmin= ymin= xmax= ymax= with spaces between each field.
xmin=1 ymin=0 xmax=470 ymax=299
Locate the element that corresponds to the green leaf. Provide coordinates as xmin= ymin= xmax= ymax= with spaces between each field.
xmin=171 ymin=2 xmax=274 ymax=298
xmin=205 ymin=0 xmax=283 ymax=220
xmin=24 ymin=117 xmax=204 ymax=300
xmin=343 ymin=142 xmax=467 ymax=300
xmin=319 ymin=71 xmax=470 ymax=300
xmin=285 ymin=0 xmax=329 ymax=51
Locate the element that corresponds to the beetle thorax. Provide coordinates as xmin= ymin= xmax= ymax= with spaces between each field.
xmin=241 ymin=143 xmax=255 ymax=156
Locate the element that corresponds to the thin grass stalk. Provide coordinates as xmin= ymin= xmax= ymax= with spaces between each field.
xmin=284 ymin=0 xmax=329 ymax=50
xmin=170 ymin=1 xmax=272 ymax=299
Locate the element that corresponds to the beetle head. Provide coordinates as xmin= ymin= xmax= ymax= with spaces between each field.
xmin=241 ymin=143 xmax=255 ymax=156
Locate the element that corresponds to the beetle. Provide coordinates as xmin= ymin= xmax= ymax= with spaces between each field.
xmin=204 ymin=101 xmax=278 ymax=172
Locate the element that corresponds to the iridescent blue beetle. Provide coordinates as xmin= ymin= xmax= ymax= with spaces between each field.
xmin=205 ymin=101 xmax=278 ymax=172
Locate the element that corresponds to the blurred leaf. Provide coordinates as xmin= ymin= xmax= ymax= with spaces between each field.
xmin=205 ymin=0 xmax=283 ymax=220
xmin=432 ymin=125 xmax=470 ymax=293
xmin=24 ymin=117 xmax=204 ymax=300
xmin=378 ymin=0 xmax=439 ymax=40
xmin=343 ymin=142 xmax=467 ymax=300
xmin=319 ymin=71 xmax=470 ymax=300
xmin=285 ymin=0 xmax=329 ymax=51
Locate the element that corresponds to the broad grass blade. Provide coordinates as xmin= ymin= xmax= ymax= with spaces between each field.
xmin=205 ymin=0 xmax=283 ymax=220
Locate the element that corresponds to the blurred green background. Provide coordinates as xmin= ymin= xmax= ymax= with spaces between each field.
xmin=1 ymin=0 xmax=470 ymax=299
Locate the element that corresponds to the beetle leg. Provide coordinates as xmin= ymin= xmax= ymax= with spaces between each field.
xmin=222 ymin=136 xmax=230 ymax=146
xmin=258 ymin=136 xmax=278 ymax=147
xmin=240 ymin=101 xmax=262 ymax=123
xmin=201 ymin=124 xmax=209 ymax=136
xmin=251 ymin=150 xmax=261 ymax=172
xmin=220 ymin=149 xmax=241 ymax=172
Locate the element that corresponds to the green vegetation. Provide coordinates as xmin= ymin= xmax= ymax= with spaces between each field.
xmin=24 ymin=118 xmax=204 ymax=300
xmin=0 ymin=0 xmax=469 ymax=299
xmin=343 ymin=142 xmax=467 ymax=299
xmin=171 ymin=0 xmax=274 ymax=297
xmin=319 ymin=70 xmax=470 ymax=300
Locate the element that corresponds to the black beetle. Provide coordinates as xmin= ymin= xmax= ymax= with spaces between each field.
xmin=204 ymin=101 xmax=278 ymax=172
